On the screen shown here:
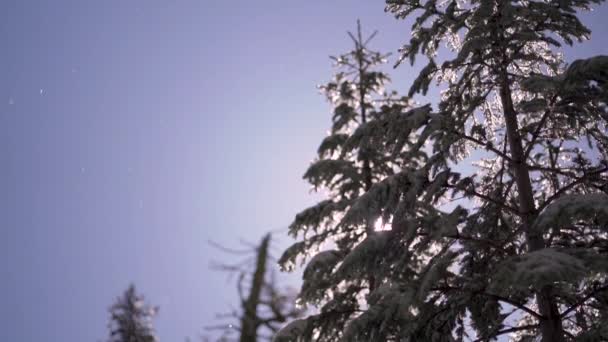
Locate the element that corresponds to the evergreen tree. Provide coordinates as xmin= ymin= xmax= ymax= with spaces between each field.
xmin=279 ymin=2 xmax=608 ymax=341
xmin=108 ymin=285 xmax=158 ymax=342
xmin=276 ymin=22 xmax=415 ymax=341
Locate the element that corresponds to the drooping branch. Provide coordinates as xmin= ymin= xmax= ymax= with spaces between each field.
xmin=559 ymin=284 xmax=608 ymax=319
xmin=473 ymin=324 xmax=539 ymax=342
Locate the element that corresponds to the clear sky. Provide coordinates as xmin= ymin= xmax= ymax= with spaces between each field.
xmin=1 ymin=1 xmax=606 ymax=341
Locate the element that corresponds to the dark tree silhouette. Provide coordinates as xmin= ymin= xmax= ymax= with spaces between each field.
xmin=277 ymin=22 xmax=413 ymax=341
xmin=108 ymin=285 xmax=159 ymax=342
xmin=207 ymin=233 xmax=302 ymax=342
xmin=278 ymin=4 xmax=608 ymax=341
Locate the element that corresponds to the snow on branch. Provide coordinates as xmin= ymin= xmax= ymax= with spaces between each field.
xmin=300 ymin=250 xmax=342 ymax=304
xmin=272 ymin=318 xmax=310 ymax=342
xmin=336 ymin=232 xmax=391 ymax=281
xmin=288 ymin=199 xmax=349 ymax=237
xmin=490 ymin=248 xmax=608 ymax=292
xmin=533 ymin=193 xmax=608 ymax=233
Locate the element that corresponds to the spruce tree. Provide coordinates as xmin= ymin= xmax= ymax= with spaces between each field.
xmin=279 ymin=3 xmax=608 ymax=342
xmin=108 ymin=285 xmax=158 ymax=342
xmin=277 ymin=22 xmax=415 ymax=341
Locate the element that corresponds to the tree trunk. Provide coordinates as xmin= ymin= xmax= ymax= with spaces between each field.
xmin=499 ymin=77 xmax=565 ymax=342
xmin=239 ymin=234 xmax=271 ymax=342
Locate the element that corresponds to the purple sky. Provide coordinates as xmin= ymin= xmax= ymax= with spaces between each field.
xmin=1 ymin=1 xmax=606 ymax=341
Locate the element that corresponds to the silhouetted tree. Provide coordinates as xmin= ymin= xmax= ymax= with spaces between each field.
xmin=208 ymin=233 xmax=302 ymax=341
xmin=108 ymin=285 xmax=158 ymax=342
xmin=277 ymin=22 xmax=414 ymax=341
xmin=278 ymin=2 xmax=608 ymax=340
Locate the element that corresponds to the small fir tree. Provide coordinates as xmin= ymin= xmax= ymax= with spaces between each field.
xmin=108 ymin=285 xmax=158 ymax=342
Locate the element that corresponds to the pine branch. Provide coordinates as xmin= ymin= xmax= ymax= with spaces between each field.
xmin=559 ymin=284 xmax=608 ymax=319
xmin=481 ymin=293 xmax=543 ymax=320
xmin=430 ymin=286 xmax=543 ymax=319
xmin=446 ymin=184 xmax=520 ymax=215
xmin=473 ymin=324 xmax=539 ymax=342
xmin=537 ymin=166 xmax=608 ymax=213
xmin=418 ymin=231 xmax=505 ymax=248
xmin=454 ymin=131 xmax=514 ymax=162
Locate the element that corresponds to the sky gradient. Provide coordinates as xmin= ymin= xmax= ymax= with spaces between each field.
xmin=1 ymin=1 xmax=606 ymax=341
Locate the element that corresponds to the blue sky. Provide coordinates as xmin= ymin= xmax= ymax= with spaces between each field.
xmin=1 ymin=1 xmax=606 ymax=341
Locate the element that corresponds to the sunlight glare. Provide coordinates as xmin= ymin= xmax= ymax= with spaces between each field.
xmin=374 ymin=218 xmax=391 ymax=231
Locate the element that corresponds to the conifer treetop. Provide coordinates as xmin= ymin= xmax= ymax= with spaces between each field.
xmin=278 ymin=1 xmax=608 ymax=340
